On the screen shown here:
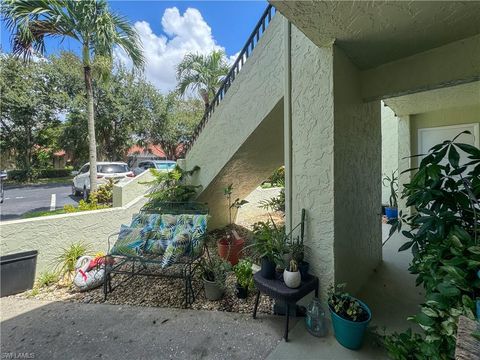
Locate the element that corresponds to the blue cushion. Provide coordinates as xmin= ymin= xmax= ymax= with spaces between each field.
xmin=160 ymin=214 xmax=208 ymax=267
xmin=110 ymin=225 xmax=145 ymax=256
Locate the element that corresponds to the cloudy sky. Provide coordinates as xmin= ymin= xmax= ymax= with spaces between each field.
xmin=1 ymin=1 xmax=267 ymax=93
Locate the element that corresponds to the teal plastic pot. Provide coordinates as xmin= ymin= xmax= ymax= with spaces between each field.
xmin=329 ymin=298 xmax=371 ymax=350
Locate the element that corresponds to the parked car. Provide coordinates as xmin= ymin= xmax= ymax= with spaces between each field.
xmin=72 ymin=162 xmax=134 ymax=200
xmin=133 ymin=160 xmax=177 ymax=176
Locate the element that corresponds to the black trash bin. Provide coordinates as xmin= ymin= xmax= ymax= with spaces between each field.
xmin=0 ymin=250 xmax=38 ymax=297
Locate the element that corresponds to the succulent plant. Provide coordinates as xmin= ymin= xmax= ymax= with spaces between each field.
xmin=289 ymin=259 xmax=298 ymax=272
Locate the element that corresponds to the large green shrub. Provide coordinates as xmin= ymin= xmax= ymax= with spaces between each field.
xmin=384 ymin=132 xmax=480 ymax=359
xmin=8 ymin=168 xmax=71 ymax=181
xmin=7 ymin=169 xmax=29 ymax=181
xmin=38 ymin=168 xmax=72 ymax=178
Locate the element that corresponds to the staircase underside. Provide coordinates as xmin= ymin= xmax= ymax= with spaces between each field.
xmin=196 ymin=100 xmax=284 ymax=229
xmin=184 ymin=14 xmax=285 ymax=229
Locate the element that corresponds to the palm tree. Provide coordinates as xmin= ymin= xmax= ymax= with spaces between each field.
xmin=176 ymin=50 xmax=229 ymax=109
xmin=3 ymin=0 xmax=144 ymax=192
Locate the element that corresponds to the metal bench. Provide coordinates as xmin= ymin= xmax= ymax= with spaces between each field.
xmin=103 ymin=202 xmax=208 ymax=308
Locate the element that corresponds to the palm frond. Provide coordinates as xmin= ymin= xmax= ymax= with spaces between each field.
xmin=175 ymin=50 xmax=229 ymax=100
xmin=2 ymin=0 xmax=143 ymax=68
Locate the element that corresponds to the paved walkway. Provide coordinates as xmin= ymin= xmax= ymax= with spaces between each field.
xmin=1 ymin=298 xmax=286 ymax=360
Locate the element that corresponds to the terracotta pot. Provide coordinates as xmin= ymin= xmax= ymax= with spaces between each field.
xmin=217 ymin=237 xmax=245 ymax=265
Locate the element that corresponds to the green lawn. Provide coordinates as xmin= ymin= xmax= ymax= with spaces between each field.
xmin=22 ymin=209 xmax=68 ymax=219
xmin=23 ymin=203 xmax=112 ymax=219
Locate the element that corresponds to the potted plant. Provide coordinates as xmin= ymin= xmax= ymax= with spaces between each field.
xmin=217 ymin=184 xmax=248 ymax=265
xmin=289 ymin=234 xmax=310 ymax=279
xmin=382 ymin=170 xmax=398 ymax=220
xmin=233 ymin=259 xmax=254 ymax=299
xmin=249 ymin=218 xmax=286 ymax=279
xmin=283 ymin=259 xmax=301 ymax=288
xmin=328 ymin=284 xmax=371 ymax=350
xmin=199 ymin=251 xmax=231 ymax=301
xmin=285 ymin=209 xmax=310 ymax=278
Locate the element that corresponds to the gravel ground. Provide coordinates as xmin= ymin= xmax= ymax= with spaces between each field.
xmin=12 ymin=225 xmax=276 ymax=315
xmin=11 ymin=189 xmax=284 ymax=317
xmin=14 ymin=270 xmax=274 ymax=315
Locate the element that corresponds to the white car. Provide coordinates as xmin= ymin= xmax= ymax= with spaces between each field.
xmin=133 ymin=160 xmax=177 ymax=175
xmin=72 ymin=162 xmax=134 ymax=199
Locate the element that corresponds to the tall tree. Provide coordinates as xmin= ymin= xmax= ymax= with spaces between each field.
xmin=0 ymin=55 xmax=60 ymax=175
xmin=176 ymin=50 xmax=229 ymax=108
xmin=3 ymin=0 xmax=144 ymax=191
xmin=139 ymin=91 xmax=204 ymax=160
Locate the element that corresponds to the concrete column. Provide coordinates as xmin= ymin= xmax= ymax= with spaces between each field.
xmin=332 ymin=47 xmax=382 ymax=293
xmin=290 ymin=26 xmax=336 ymax=294
xmin=283 ymin=18 xmax=293 ymax=232
xmin=397 ymin=115 xmax=411 ymax=215
xmin=290 ymin=27 xmax=382 ymax=296
xmin=381 ymin=103 xmax=399 ymax=205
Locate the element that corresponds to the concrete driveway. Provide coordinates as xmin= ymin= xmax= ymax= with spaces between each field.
xmin=0 ymin=184 xmax=79 ymax=221
xmin=0 ymin=298 xmax=286 ymax=360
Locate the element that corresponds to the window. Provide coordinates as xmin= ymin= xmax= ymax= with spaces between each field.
xmin=80 ymin=165 xmax=89 ymax=174
xmin=98 ymin=164 xmax=129 ymax=173
xmin=154 ymin=162 xmax=176 ymax=170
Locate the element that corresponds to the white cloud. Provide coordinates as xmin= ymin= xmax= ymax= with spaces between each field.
xmin=115 ymin=7 xmax=234 ymax=93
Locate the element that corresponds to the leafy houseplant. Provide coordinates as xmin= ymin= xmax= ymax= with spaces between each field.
xmin=143 ymin=165 xmax=201 ymax=209
xmin=328 ymin=284 xmax=371 ymax=350
xmin=199 ymin=250 xmax=231 ymax=301
xmin=383 ymin=132 xmax=480 ymax=359
xmin=283 ymin=259 xmax=301 ymax=288
xmin=248 ymin=218 xmax=288 ymax=279
xmin=217 ymin=184 xmax=248 ymax=265
xmin=382 ymin=170 xmax=398 ymax=220
xmin=233 ymin=259 xmax=254 ymax=299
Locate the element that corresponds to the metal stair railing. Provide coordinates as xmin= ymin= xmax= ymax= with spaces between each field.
xmin=184 ymin=4 xmax=276 ymax=154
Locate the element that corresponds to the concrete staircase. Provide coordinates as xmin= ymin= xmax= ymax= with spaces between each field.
xmin=184 ymin=7 xmax=285 ymax=228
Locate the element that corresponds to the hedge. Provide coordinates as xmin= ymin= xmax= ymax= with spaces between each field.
xmin=7 ymin=169 xmax=29 ymax=181
xmin=7 ymin=168 xmax=72 ymax=181
xmin=38 ymin=168 xmax=72 ymax=178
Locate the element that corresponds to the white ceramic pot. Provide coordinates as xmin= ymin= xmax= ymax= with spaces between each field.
xmin=283 ymin=270 xmax=301 ymax=288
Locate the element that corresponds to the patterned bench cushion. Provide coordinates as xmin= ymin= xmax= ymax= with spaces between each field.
xmin=110 ymin=213 xmax=208 ymax=267
xmin=160 ymin=214 xmax=208 ymax=267
xmin=110 ymin=225 xmax=146 ymax=257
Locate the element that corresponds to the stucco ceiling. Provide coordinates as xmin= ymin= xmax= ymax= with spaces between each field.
xmin=271 ymin=1 xmax=480 ymax=70
xmin=384 ymin=81 xmax=480 ymax=116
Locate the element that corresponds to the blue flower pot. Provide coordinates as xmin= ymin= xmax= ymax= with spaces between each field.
xmin=385 ymin=207 xmax=398 ymax=220
xmin=329 ymin=298 xmax=371 ymax=350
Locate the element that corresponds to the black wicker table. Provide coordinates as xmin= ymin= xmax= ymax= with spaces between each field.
xmin=252 ymin=272 xmax=319 ymax=342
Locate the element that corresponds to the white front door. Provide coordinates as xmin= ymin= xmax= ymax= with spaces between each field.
xmin=418 ymin=123 xmax=479 ymax=168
